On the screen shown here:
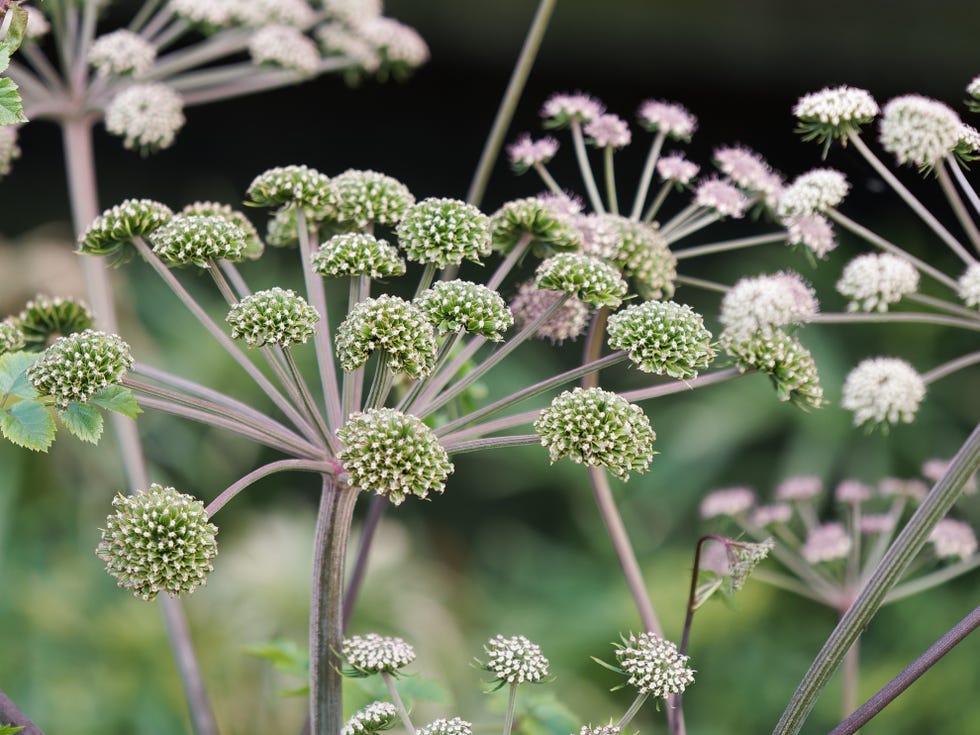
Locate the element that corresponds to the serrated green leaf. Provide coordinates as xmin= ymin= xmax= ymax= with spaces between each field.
xmin=59 ymin=402 xmax=104 ymax=444
xmin=0 ymin=723 xmax=27 ymax=734
xmin=1 ymin=400 xmax=55 ymax=451
xmin=0 ymin=76 xmax=26 ymax=126
xmin=0 ymin=350 xmax=39 ymax=399
xmin=89 ymin=384 xmax=142 ymax=419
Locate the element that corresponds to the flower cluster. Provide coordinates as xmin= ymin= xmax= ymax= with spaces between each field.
xmin=725 ymin=329 xmax=824 ymax=409
xmin=226 ymin=287 xmax=319 ymax=348
xmin=0 ymin=318 xmax=26 ymax=353
xmin=481 ymin=634 xmax=550 ymax=685
xmin=336 ymin=295 xmax=436 ymax=378
xmin=149 ymin=215 xmax=247 ymax=267
xmin=793 ymin=85 xmax=879 ymax=150
xmin=836 ymin=253 xmax=919 ymax=312
xmin=636 ymin=99 xmax=697 ymax=140
xmin=396 ymin=198 xmax=492 ymax=267
xmin=507 ymin=135 xmax=559 ymax=173
xmin=246 ymin=165 xmax=336 ymax=214
xmin=879 ymin=95 xmax=963 ymax=169
xmin=415 ymin=280 xmax=514 ymax=341
xmin=79 ymin=199 xmax=174 ymax=262
xmin=777 ymin=169 xmax=850 ymax=218
xmin=105 ymin=83 xmax=186 ymax=154
xmin=719 ymin=272 xmax=818 ymax=343
xmin=535 ymin=253 xmax=628 ymax=308
xmin=342 ymin=701 xmax=398 ymax=735
xmin=180 ymin=201 xmax=264 ymax=259
xmin=613 ymin=632 xmax=695 ymax=699
xmin=417 ymin=718 xmax=472 ymax=735
xmin=490 ymin=197 xmax=582 ymax=253
xmin=342 ymin=633 xmax=416 ymax=675
xmin=28 ymin=330 xmax=134 ymax=409
xmin=88 ymin=30 xmax=156 ymax=77
xmin=328 ymin=169 xmax=415 ymax=228
xmin=14 ymin=294 xmax=94 ymax=349
xmin=606 ymin=300 xmax=715 ymax=378
xmin=603 ymin=216 xmax=676 ymax=300
xmin=249 ymin=24 xmax=321 ymax=76
xmin=840 ymin=357 xmax=925 ymax=429
xmin=509 ymin=281 xmax=590 ymax=344
xmin=313 ymin=233 xmax=406 ymax=279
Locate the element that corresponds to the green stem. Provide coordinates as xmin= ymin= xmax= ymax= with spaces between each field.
xmin=206 ymin=459 xmax=336 ymax=515
xmin=642 ymin=181 xmax=674 ymax=224
xmin=533 ymin=162 xmax=564 ymax=196
xmin=465 ymin=0 xmax=558 ymax=207
xmin=674 ymin=274 xmax=730 ymax=294
xmin=443 ymin=434 xmax=540 ymax=454
xmin=604 ymin=146 xmax=619 ymax=215
xmin=571 ymin=120 xmax=605 ymax=213
xmin=616 ymin=692 xmax=650 ymax=730
xmin=948 ymin=158 xmax=980 ymax=228
xmin=905 ymin=292 xmax=979 ymax=319
xmin=342 ymin=494 xmax=388 ymax=629
xmin=501 ymin=682 xmax=519 ymax=735
xmin=383 ymin=672 xmax=417 ymax=735
xmin=282 ymin=347 xmax=336 ymax=451
xmin=921 ymin=350 xmax=980 ymax=384
xmin=630 ymin=131 xmax=667 ymax=220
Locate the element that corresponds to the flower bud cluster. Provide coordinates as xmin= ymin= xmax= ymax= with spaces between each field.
xmin=226 ymin=287 xmax=319 ymax=348
xmin=415 ymin=280 xmax=513 ymax=341
xmin=606 ymin=300 xmax=715 ymax=378
xmin=28 ymin=330 xmax=134 ymax=409
xmin=336 ymin=295 xmax=436 ymax=378
xmin=482 ymin=634 xmax=550 ymax=685
xmin=614 ymin=632 xmax=695 ymax=699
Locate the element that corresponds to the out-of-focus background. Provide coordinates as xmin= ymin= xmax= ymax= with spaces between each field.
xmin=1 ymin=1 xmax=978 ymax=733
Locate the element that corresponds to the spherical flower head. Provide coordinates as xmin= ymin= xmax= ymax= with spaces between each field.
xmin=170 ymin=0 xmax=236 ymax=29
xmin=0 ymin=318 xmax=26 ymax=354
xmin=541 ymin=92 xmax=605 ymax=128
xmin=15 ymin=294 xmax=94 ymax=349
xmin=841 ymin=357 xmax=925 ymax=429
xmin=879 ymin=477 xmax=928 ymax=502
xmin=793 ymin=86 xmax=879 ymax=153
xmin=957 ymin=262 xmax=980 ymax=308
xmin=601 ymin=215 xmax=677 ymax=301
xmin=967 ymin=74 xmax=980 ymax=113
xmin=929 ymin=519 xmax=977 ymax=560
xmin=415 ymin=280 xmax=513 ymax=341
xmin=585 ymin=114 xmax=631 ymax=149
xmin=509 ymin=281 xmax=590 ymax=345
xmin=776 ymin=475 xmax=822 ymax=501
xmin=79 ymin=198 xmax=174 ymax=263
xmin=88 ymin=30 xmax=156 ymax=77
xmin=837 ymin=253 xmax=919 ymax=312
xmin=656 ymin=154 xmax=700 ymax=186
xmin=149 ymin=215 xmax=246 ymax=267
xmin=835 ymin=479 xmax=873 ymax=504
xmin=0 ymin=125 xmax=21 ymax=178
xmin=97 ymin=484 xmax=217 ymax=600
xmin=636 ymin=100 xmax=697 ymax=141
xmin=338 ymin=408 xmax=453 ymax=505
xmin=535 ymin=253 xmax=628 ymax=309
xmin=880 ymin=95 xmax=962 ymax=169
xmin=614 ymin=632 xmax=695 ymax=699
xmin=105 ymin=83 xmax=185 ymax=154
xmin=181 ymin=201 xmax=264 ymax=259
xmin=776 ymin=169 xmax=849 ymax=218
xmin=343 ymin=701 xmax=398 ymax=735
xmin=28 ymin=329 xmax=133 ymax=409
xmin=328 ymin=169 xmax=415 ymax=229
xmin=249 ymin=24 xmax=320 ymax=75
xmin=507 ymin=134 xmax=559 ymax=174
xmin=607 ymin=300 xmax=715 ymax=379
xmin=316 ymin=23 xmax=382 ymax=75
xmin=784 ymin=213 xmax=838 ymax=259
xmin=482 ymin=634 xmax=550 ymax=685
xmin=725 ymin=329 xmax=824 ymax=409
xmin=396 ymin=198 xmax=491 ymax=267
xmin=534 ymin=387 xmax=655 ymax=481
xmin=342 ymin=633 xmax=416 ymax=675
xmin=246 ymin=165 xmax=336 ymax=215
xmin=751 ymin=504 xmax=793 ymax=527
xmin=720 ymin=271 xmax=818 ymax=343
xmin=336 ymin=295 xmax=437 ymax=378
xmin=694 ymin=177 xmax=749 ymax=219
xmin=232 ymin=0 xmax=317 ymax=28
xmin=313 ymin=233 xmax=406 ymax=279
xmin=354 ymin=16 xmax=430 ymax=71
xmin=226 ymin=287 xmax=319 ymax=348
xmin=490 ymin=197 xmax=583 ymax=254
xmin=713 ymin=146 xmax=784 ymax=207
xmin=955 ymin=124 xmax=980 ymax=161
xmin=700 ymin=486 xmax=755 ymax=519
xmin=418 ymin=718 xmax=472 ymax=735
xmin=802 ymin=522 xmax=851 ymax=563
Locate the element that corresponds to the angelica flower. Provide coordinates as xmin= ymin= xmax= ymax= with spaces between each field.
xmin=482 ymin=634 xmax=550 ymax=685
xmin=802 ymin=523 xmax=851 ymax=563
xmin=719 ymin=272 xmax=818 ymax=342
xmin=880 ymin=95 xmax=962 ymax=169
xmin=105 ymin=83 xmax=185 ymax=154
xmin=726 ymin=538 xmax=774 ymax=591
xmin=328 ymin=169 xmax=415 ymax=228
xmin=246 ymin=164 xmax=336 ymax=214
xmin=180 ymin=201 xmax=264 ymax=259
xmin=841 ymin=357 xmax=925 ymax=429
xmin=614 ymin=632 xmax=695 ymax=699
xmin=355 ymin=16 xmax=430 ymax=70
xmin=656 ymin=154 xmax=699 ymax=185
xmin=418 ymin=718 xmax=472 ymax=735
xmin=316 ymin=23 xmax=382 ymax=73
xmin=837 ymin=253 xmax=919 ymax=312
xmin=694 ymin=178 xmax=749 ymax=218
xmin=535 ymin=253 xmax=628 ymax=308
xmin=541 ymin=92 xmax=605 ymax=127
xmin=491 ymin=197 xmax=583 ymax=253
xmin=226 ymin=287 xmax=319 ymax=348
xmin=415 ymin=280 xmax=513 ymax=341
xmin=79 ymin=198 xmax=174 ymax=263
xmin=636 ymin=100 xmax=697 ymax=140
xmin=397 ymin=198 xmax=492 ymax=267
xmin=249 ymin=24 xmax=320 ymax=76
xmin=929 ymin=519 xmax=977 ymax=560
xmin=968 ymin=74 xmax=980 ymax=113
xmin=335 ymin=295 xmax=436 ymax=378
xmin=16 ymin=294 xmax=94 ymax=349
xmin=794 ymin=86 xmax=879 ymax=151
xmin=776 ymin=475 xmax=822 ymax=501
xmin=784 ymin=213 xmax=838 ymax=259
xmin=509 ymin=281 xmax=590 ymax=345
xmin=725 ymin=329 xmax=824 ymax=409
xmin=0 ymin=318 xmax=26 ymax=354
xmin=343 ymin=702 xmax=398 ymax=735
xmin=232 ymin=0 xmax=317 ymax=28
xmin=714 ymin=146 xmax=784 ymax=207
xmin=342 ymin=633 xmax=416 ymax=675
xmin=602 ymin=215 xmax=677 ymax=300
xmin=88 ymin=30 xmax=156 ymax=77
xmin=957 ymin=263 xmax=980 ymax=307
xmin=313 ymin=233 xmax=406 ymax=279
xmin=751 ymin=504 xmax=793 ymax=527
xmin=777 ymin=169 xmax=850 ymax=218
xmin=149 ymin=215 xmax=246 ymax=267
xmin=606 ymin=300 xmax=715 ymax=378
xmin=835 ymin=480 xmax=873 ymax=504
xmin=700 ymin=487 xmax=755 ymax=519
xmin=584 ymin=114 xmax=631 ymax=148
xmin=507 ymin=134 xmax=559 ymax=173
xmin=28 ymin=330 xmax=133 ymax=409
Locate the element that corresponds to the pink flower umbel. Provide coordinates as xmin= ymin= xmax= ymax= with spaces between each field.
xmin=507 ymin=134 xmax=559 ymax=173
xmin=541 ymin=92 xmax=605 ymax=127
xmin=636 ymin=100 xmax=697 ymax=140
xmin=584 ymin=114 xmax=631 ymax=149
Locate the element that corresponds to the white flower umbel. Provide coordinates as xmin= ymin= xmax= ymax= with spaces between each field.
xmin=585 ymin=114 xmax=631 ymax=149
xmin=342 ymin=633 xmax=416 ymax=675
xmin=836 ymin=253 xmax=920 ymax=312
xmin=719 ymin=272 xmax=818 ymax=342
xmin=342 ymin=701 xmax=398 ymax=735
xmin=249 ymin=24 xmax=321 ymax=76
xmin=656 ymin=154 xmax=699 ymax=185
xmin=105 ymin=83 xmax=186 ymax=154
xmin=929 ymin=519 xmax=978 ymax=560
xmin=785 ymin=213 xmax=837 ymax=259
xmin=88 ymin=30 xmax=156 ymax=77
xmin=957 ymin=263 xmax=980 ymax=307
xmin=614 ymin=632 xmax=695 ymax=699
xmin=793 ymin=85 xmax=879 ymax=150
xmin=482 ymin=634 xmax=550 ymax=685
xmin=693 ymin=178 xmax=749 ymax=218
xmin=777 ymin=169 xmax=850 ymax=219
xmin=841 ymin=357 xmax=926 ymax=429
xmin=775 ymin=475 xmax=822 ymax=502
xmin=417 ymin=718 xmax=472 ymax=735
xmin=636 ymin=100 xmax=697 ymax=140
xmin=880 ymin=95 xmax=962 ymax=169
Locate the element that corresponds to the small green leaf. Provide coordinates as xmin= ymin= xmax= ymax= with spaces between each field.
xmin=521 ymin=690 xmax=582 ymax=735
xmin=0 ymin=75 xmax=26 ymax=126
xmin=1 ymin=400 xmax=56 ymax=451
xmin=244 ymin=639 xmax=309 ymax=678
xmin=0 ymin=723 xmax=27 ymax=734
xmin=1 ymin=6 xmax=29 ymax=56
xmin=60 ymin=402 xmax=104 ymax=444
xmin=90 ymin=384 xmax=142 ymax=419
xmin=0 ymin=350 xmax=40 ymax=399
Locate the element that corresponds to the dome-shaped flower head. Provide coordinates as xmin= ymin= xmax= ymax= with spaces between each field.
xmin=336 ymin=295 xmax=436 ymax=378
xmin=16 ymin=294 xmax=94 ymax=349
xmin=841 ymin=357 xmax=925 ymax=429
xmin=79 ymin=198 xmax=174 ymax=263
xmin=968 ymin=75 xmax=980 ymax=113
xmin=88 ymin=29 xmax=156 ymax=77
xmin=693 ymin=177 xmax=749 ymax=219
xmin=181 ymin=201 xmax=264 ymax=259
xmin=793 ymin=86 xmax=879 ymax=154
xmin=418 ymin=718 xmax=472 ymax=735
xmin=534 ymin=387 xmax=655 ymax=481
xmin=226 ymin=287 xmax=319 ymax=348
xmin=957 ymin=263 xmax=980 ymax=307
xmin=28 ymin=329 xmax=133 ymax=409
xmin=316 ymin=23 xmax=382 ymax=75
xmin=0 ymin=318 xmax=26 ymax=354
xmin=0 ymin=127 xmax=20 ymax=178
xmin=396 ymin=198 xmax=492 ymax=267
xmin=656 ymin=154 xmax=700 ymax=186
xmin=802 ymin=522 xmax=851 ymax=563
xmin=105 ymin=83 xmax=185 ymax=154
xmin=719 ymin=271 xmax=818 ymax=343
xmin=836 ymin=253 xmax=919 ymax=312
xmin=700 ymin=486 xmax=755 ymax=519
xmin=482 ymin=634 xmax=550 ymax=686
xmin=541 ymin=92 xmax=605 ymax=128
xmin=929 ymin=519 xmax=978 ymax=560
xmin=776 ymin=169 xmax=850 ymax=219
xmin=578 ymin=725 xmax=620 ymax=735
xmin=535 ymin=253 xmax=628 ymax=309
xmin=313 ymin=233 xmax=406 ymax=279
xmin=776 ymin=475 xmax=822 ymax=502
xmin=509 ymin=281 xmax=590 ymax=345
xmin=725 ymin=329 xmax=824 ymax=409
xmin=636 ymin=100 xmax=697 ymax=141
xmin=342 ymin=633 xmax=416 ymax=676
xmin=835 ymin=479 xmax=873 ymax=504
xmin=343 ymin=701 xmax=398 ymax=735
xmin=880 ymin=95 xmax=962 ymax=169
xmin=585 ymin=114 xmax=631 ymax=149
xmin=231 ymin=0 xmax=317 ymax=27
xmin=507 ymin=134 xmax=559 ymax=174
xmin=713 ymin=146 xmax=784 ymax=209
xmin=96 ymin=484 xmax=218 ymax=601
xmin=957 ymin=124 xmax=980 ymax=161
xmin=415 ymin=280 xmax=513 ymax=341
xmin=328 ymin=169 xmax=415 ymax=229
xmin=614 ymin=632 xmax=695 ymax=699
xmin=148 ymin=215 xmax=246 ymax=267
xmin=245 ymin=165 xmax=336 ymax=217
xmin=266 ymin=206 xmax=299 ymax=247
xmin=338 ymin=408 xmax=453 ymax=504
xmin=490 ymin=197 xmax=583 ymax=254
xmin=751 ymin=504 xmax=793 ymax=527
xmin=607 ymin=300 xmax=715 ymax=379
xmin=600 ymin=215 xmax=677 ymax=300
xmin=249 ymin=24 xmax=320 ymax=75
xmin=785 ymin=213 xmax=838 ymax=259
xmin=355 ymin=16 xmax=430 ymax=72
xmin=170 ymin=0 xmax=236 ymax=28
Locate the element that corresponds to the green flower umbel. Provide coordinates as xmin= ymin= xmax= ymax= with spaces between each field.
xmin=342 ymin=702 xmax=399 ymax=735
xmin=97 ymin=484 xmax=218 ymax=601
xmin=338 ymin=408 xmax=453 ymax=505
xmin=312 ymin=233 xmax=407 ymax=279
xmin=342 ymin=633 xmax=417 ymax=676
xmin=28 ymin=330 xmax=134 ymax=409
xmin=396 ymin=198 xmax=492 ymax=267
xmin=245 ymin=164 xmax=336 ymax=216
xmin=226 ymin=287 xmax=319 ymax=348
xmin=180 ymin=201 xmax=264 ymax=259
xmin=15 ymin=294 xmax=94 ymax=349
xmin=481 ymin=634 xmax=550 ymax=687
xmin=535 ymin=253 xmax=628 ymax=308
xmin=607 ymin=300 xmax=715 ymax=379
xmin=490 ymin=197 xmax=583 ymax=253
xmin=415 ymin=280 xmax=513 ymax=341
xmin=336 ymin=295 xmax=437 ymax=379
xmin=613 ymin=632 xmax=695 ymax=699
xmin=328 ymin=169 xmax=415 ymax=228
xmin=725 ymin=329 xmax=824 ymax=410
xmin=149 ymin=215 xmax=246 ymax=267
xmin=534 ymin=387 xmax=655 ymax=480
xmin=603 ymin=215 xmax=677 ymax=301
xmin=78 ymin=199 xmax=174 ymax=263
